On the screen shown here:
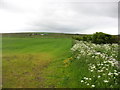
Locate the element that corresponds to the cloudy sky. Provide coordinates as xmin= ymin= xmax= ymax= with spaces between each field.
xmin=0 ymin=0 xmax=119 ymax=34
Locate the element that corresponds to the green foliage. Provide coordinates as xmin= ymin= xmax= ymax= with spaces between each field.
xmin=72 ymin=32 xmax=118 ymax=44
xmin=72 ymin=36 xmax=83 ymax=41
xmin=111 ymin=35 xmax=119 ymax=43
xmin=72 ymin=35 xmax=92 ymax=42
xmin=92 ymin=32 xmax=118 ymax=44
xmin=82 ymin=35 xmax=92 ymax=41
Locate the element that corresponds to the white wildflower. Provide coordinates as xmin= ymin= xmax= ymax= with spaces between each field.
xmin=114 ymin=70 xmax=117 ymax=72
xmin=98 ymin=76 xmax=101 ymax=78
xmin=114 ymin=73 xmax=118 ymax=76
xmin=104 ymin=80 xmax=109 ymax=83
xmin=90 ymin=70 xmax=93 ymax=72
xmin=87 ymin=83 xmax=89 ymax=85
xmin=81 ymin=80 xmax=84 ymax=83
xmin=108 ymin=72 xmax=112 ymax=76
xmin=89 ymin=78 xmax=91 ymax=80
xmin=91 ymin=85 xmax=95 ymax=87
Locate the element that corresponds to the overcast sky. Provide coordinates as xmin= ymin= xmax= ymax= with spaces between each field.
xmin=0 ymin=0 xmax=119 ymax=34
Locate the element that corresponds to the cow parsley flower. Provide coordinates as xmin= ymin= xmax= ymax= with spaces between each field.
xmin=91 ymin=85 xmax=95 ymax=87
xmin=98 ymin=76 xmax=101 ymax=78
xmin=81 ymin=80 xmax=84 ymax=83
xmin=104 ymin=80 xmax=109 ymax=83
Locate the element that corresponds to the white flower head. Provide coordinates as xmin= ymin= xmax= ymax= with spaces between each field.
xmin=104 ymin=80 xmax=109 ymax=83
xmin=91 ymin=85 xmax=95 ymax=87
xmin=90 ymin=70 xmax=93 ymax=72
xmin=81 ymin=80 xmax=84 ymax=83
xmin=108 ymin=72 xmax=112 ymax=76
xmin=85 ymin=78 xmax=88 ymax=80
xmin=87 ymin=83 xmax=89 ymax=85
xmin=114 ymin=70 xmax=117 ymax=72
xmin=114 ymin=73 xmax=118 ymax=76
xmin=98 ymin=76 xmax=101 ymax=78
xmin=89 ymin=78 xmax=92 ymax=80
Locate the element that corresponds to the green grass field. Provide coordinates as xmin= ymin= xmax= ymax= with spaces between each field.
xmin=2 ymin=34 xmax=119 ymax=88
xmin=2 ymin=37 xmax=72 ymax=88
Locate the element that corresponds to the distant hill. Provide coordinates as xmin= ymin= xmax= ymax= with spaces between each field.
xmin=2 ymin=32 xmax=85 ymax=38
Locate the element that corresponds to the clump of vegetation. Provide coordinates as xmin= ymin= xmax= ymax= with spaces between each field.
xmin=72 ymin=36 xmax=83 ymax=41
xmin=92 ymin=32 xmax=118 ymax=44
xmin=62 ymin=41 xmax=120 ymax=88
xmin=72 ymin=35 xmax=92 ymax=42
xmin=72 ymin=32 xmax=118 ymax=44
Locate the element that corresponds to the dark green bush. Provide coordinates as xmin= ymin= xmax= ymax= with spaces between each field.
xmin=111 ymin=35 xmax=119 ymax=43
xmin=83 ymin=35 xmax=92 ymax=41
xmin=92 ymin=32 xmax=118 ymax=44
xmin=72 ymin=32 xmax=118 ymax=44
xmin=72 ymin=35 xmax=92 ymax=42
xmin=72 ymin=36 xmax=83 ymax=41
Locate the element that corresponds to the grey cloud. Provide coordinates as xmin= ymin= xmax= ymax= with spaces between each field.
xmin=69 ymin=2 xmax=118 ymax=18
xmin=0 ymin=0 xmax=24 ymax=12
xmin=30 ymin=2 xmax=117 ymax=34
xmin=0 ymin=0 xmax=118 ymax=34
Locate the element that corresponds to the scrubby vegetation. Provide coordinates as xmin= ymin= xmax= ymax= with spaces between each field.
xmin=72 ymin=32 xmax=118 ymax=44
xmin=65 ymin=41 xmax=120 ymax=88
xmin=62 ymin=32 xmax=120 ymax=88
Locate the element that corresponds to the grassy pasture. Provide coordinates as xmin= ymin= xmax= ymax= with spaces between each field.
xmin=2 ymin=37 xmax=72 ymax=88
xmin=2 ymin=33 xmax=119 ymax=88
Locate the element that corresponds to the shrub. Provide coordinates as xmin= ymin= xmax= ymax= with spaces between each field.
xmin=73 ymin=32 xmax=118 ymax=44
xmin=72 ymin=36 xmax=83 ymax=41
xmin=83 ymin=35 xmax=92 ymax=41
xmin=72 ymin=35 xmax=92 ymax=42
xmin=92 ymin=32 xmax=118 ymax=44
xmin=111 ymin=35 xmax=119 ymax=43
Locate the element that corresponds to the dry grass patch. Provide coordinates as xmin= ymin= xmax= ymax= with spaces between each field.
xmin=2 ymin=53 xmax=54 ymax=88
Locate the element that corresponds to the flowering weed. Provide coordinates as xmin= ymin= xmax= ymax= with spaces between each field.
xmin=66 ymin=40 xmax=120 ymax=88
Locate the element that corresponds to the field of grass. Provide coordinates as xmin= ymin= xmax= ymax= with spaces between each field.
xmin=2 ymin=34 xmax=120 ymax=88
xmin=2 ymin=37 xmax=72 ymax=88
